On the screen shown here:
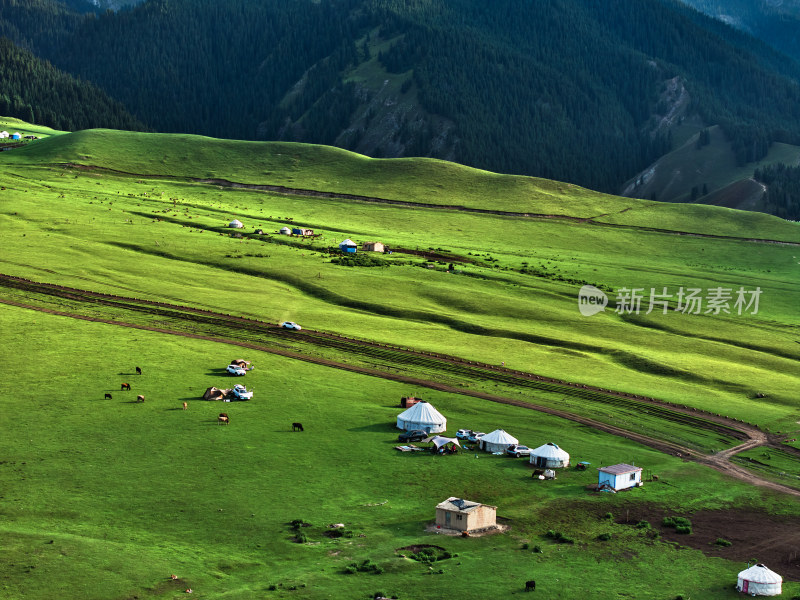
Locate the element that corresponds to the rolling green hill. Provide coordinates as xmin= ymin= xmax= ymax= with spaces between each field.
xmin=1 ymin=124 xmax=799 ymax=600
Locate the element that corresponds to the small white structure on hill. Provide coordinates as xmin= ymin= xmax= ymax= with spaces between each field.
xmin=598 ymin=464 xmax=642 ymax=491
xmin=479 ymin=429 xmax=518 ymax=453
xmin=0 ymin=131 xmax=8 ymax=139
xmin=396 ymin=400 xmax=446 ymax=433
xmin=339 ymin=238 xmax=357 ymax=253
xmin=279 ymin=226 xmax=291 ymax=235
xmin=530 ymin=443 xmax=570 ymax=468
xmin=228 ymin=219 xmax=244 ymax=228
xmin=737 ymin=564 xmax=782 ymax=596
xmin=435 ymin=497 xmax=496 ymax=532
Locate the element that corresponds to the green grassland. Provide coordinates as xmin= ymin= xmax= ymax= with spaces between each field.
xmin=2 ymin=305 xmax=797 ymax=600
xmin=1 ymin=125 xmax=800 ymax=598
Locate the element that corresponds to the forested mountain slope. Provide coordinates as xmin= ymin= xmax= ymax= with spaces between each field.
xmin=0 ymin=37 xmax=145 ymax=132
xmin=3 ymin=0 xmax=800 ymax=201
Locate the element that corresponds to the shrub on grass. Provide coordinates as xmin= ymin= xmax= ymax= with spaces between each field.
xmin=532 ymin=545 xmax=542 ymax=553
xmin=675 ymin=526 xmax=692 ymax=535
xmin=635 ymin=520 xmax=651 ymax=529
xmin=597 ymin=533 xmax=612 ymax=541
xmin=714 ymin=538 xmax=732 ymax=547
xmin=602 ymin=512 xmax=613 ymax=520
xmin=295 ymin=532 xmax=308 ymax=543
xmin=521 ymin=542 xmax=529 ymax=549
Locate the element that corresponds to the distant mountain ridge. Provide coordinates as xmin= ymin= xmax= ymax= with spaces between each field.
xmin=2 ymin=0 xmax=800 ymax=219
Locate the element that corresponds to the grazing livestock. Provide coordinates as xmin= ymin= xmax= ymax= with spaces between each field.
xmin=135 ymin=366 xmax=142 ymax=375
xmin=136 ymin=395 xmax=145 ymax=403
xmin=104 ymin=393 xmax=113 ymax=400
xmin=182 ymin=402 xmax=188 ymax=410
xmin=121 ymin=382 xmax=131 ymax=391
xmin=218 ymin=413 xmax=229 ymax=425
xmin=525 ymin=580 xmax=536 ymax=592
xmin=292 ymin=422 xmax=304 ymax=432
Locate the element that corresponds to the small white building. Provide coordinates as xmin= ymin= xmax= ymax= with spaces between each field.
xmin=395 ymin=400 xmax=446 ymax=433
xmin=228 ymin=219 xmax=244 ymax=228
xmin=479 ymin=429 xmax=518 ymax=453
xmin=0 ymin=131 xmax=8 ymax=139
xmin=736 ymin=564 xmax=782 ymax=596
xmin=598 ymin=464 xmax=642 ymax=491
xmin=530 ymin=443 xmax=570 ymax=468
xmin=279 ymin=226 xmax=291 ymax=235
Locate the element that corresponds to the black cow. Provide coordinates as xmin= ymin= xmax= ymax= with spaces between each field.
xmin=525 ymin=580 xmax=536 ymax=592
xmin=135 ymin=366 xmax=142 ymax=375
xmin=104 ymin=393 xmax=112 ymax=400
xmin=292 ymin=422 xmax=304 ymax=432
xmin=121 ymin=382 xmax=131 ymax=391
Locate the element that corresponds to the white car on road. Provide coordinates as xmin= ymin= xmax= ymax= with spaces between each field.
xmin=226 ymin=364 xmax=247 ymax=376
xmin=281 ymin=321 xmax=302 ymax=330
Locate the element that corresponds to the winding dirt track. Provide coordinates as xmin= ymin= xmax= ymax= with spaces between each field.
xmin=2 ymin=274 xmax=799 ymax=498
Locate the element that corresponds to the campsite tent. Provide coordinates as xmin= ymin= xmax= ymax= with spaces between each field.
xmin=228 ymin=219 xmax=244 ymax=228
xmin=529 ymin=443 xmax=571 ymax=468
xmin=429 ymin=435 xmax=461 ymax=450
xmin=396 ymin=401 xmax=446 ymax=433
xmin=279 ymin=227 xmax=291 ymax=235
xmin=202 ymin=386 xmax=228 ymax=400
xmin=339 ymin=239 xmax=357 ymax=253
xmin=737 ymin=564 xmax=782 ymax=596
xmin=479 ymin=429 xmax=518 ymax=453
xmin=0 ymin=131 xmax=8 ymax=139
xmin=11 ymin=132 xmax=21 ymax=140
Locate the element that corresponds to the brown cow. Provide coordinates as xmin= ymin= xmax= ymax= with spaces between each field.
xmin=182 ymin=402 xmax=188 ymax=410
xmin=136 ymin=395 xmax=145 ymax=403
xmin=121 ymin=382 xmax=131 ymax=391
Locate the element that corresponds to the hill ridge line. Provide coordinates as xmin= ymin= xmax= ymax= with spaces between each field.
xmin=55 ymin=163 xmax=800 ymax=246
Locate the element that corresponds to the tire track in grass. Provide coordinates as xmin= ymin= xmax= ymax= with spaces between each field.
xmin=3 ymin=293 xmax=800 ymax=498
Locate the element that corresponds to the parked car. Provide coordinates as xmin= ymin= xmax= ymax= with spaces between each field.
xmin=456 ymin=429 xmax=472 ymax=440
xmin=281 ymin=321 xmax=302 ymax=330
xmin=506 ymin=444 xmax=532 ymax=458
xmin=398 ymin=429 xmax=429 ymax=443
xmin=226 ymin=364 xmax=247 ymax=376
xmin=467 ymin=431 xmax=485 ymax=443
xmin=229 ymin=384 xmax=253 ymax=401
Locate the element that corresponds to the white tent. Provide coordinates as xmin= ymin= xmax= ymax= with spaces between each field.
xmin=530 ymin=443 xmax=570 ymax=468
xmin=279 ymin=227 xmax=291 ymax=235
xmin=396 ymin=401 xmax=446 ymax=433
xmin=737 ymin=564 xmax=782 ymax=596
xmin=429 ymin=435 xmax=461 ymax=449
xmin=0 ymin=131 xmax=8 ymax=139
xmin=228 ymin=219 xmax=244 ymax=228
xmin=479 ymin=429 xmax=518 ymax=453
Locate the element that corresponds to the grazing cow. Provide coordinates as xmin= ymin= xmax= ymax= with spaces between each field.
xmin=218 ymin=413 xmax=229 ymax=425
xmin=292 ymin=422 xmax=304 ymax=432
xmin=135 ymin=366 xmax=142 ymax=375
xmin=182 ymin=402 xmax=188 ymax=410
xmin=104 ymin=393 xmax=113 ymax=400
xmin=136 ymin=394 xmax=145 ymax=403
xmin=121 ymin=382 xmax=131 ymax=391
xmin=525 ymin=580 xmax=536 ymax=592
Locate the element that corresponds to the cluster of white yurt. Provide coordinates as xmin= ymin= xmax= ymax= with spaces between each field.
xmin=529 ymin=443 xmax=570 ymax=468
xmin=279 ymin=226 xmax=292 ymax=235
xmin=480 ymin=429 xmax=518 ymax=453
xmin=228 ymin=219 xmax=244 ymax=228
xmin=396 ymin=401 xmax=446 ymax=433
xmin=736 ymin=564 xmax=782 ymax=596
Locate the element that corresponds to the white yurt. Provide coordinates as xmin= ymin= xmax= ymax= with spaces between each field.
xmin=736 ymin=564 xmax=782 ymax=596
xmin=279 ymin=226 xmax=291 ymax=235
xmin=396 ymin=401 xmax=446 ymax=433
xmin=529 ymin=443 xmax=570 ymax=468
xmin=228 ymin=219 xmax=244 ymax=228
xmin=479 ymin=429 xmax=518 ymax=453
